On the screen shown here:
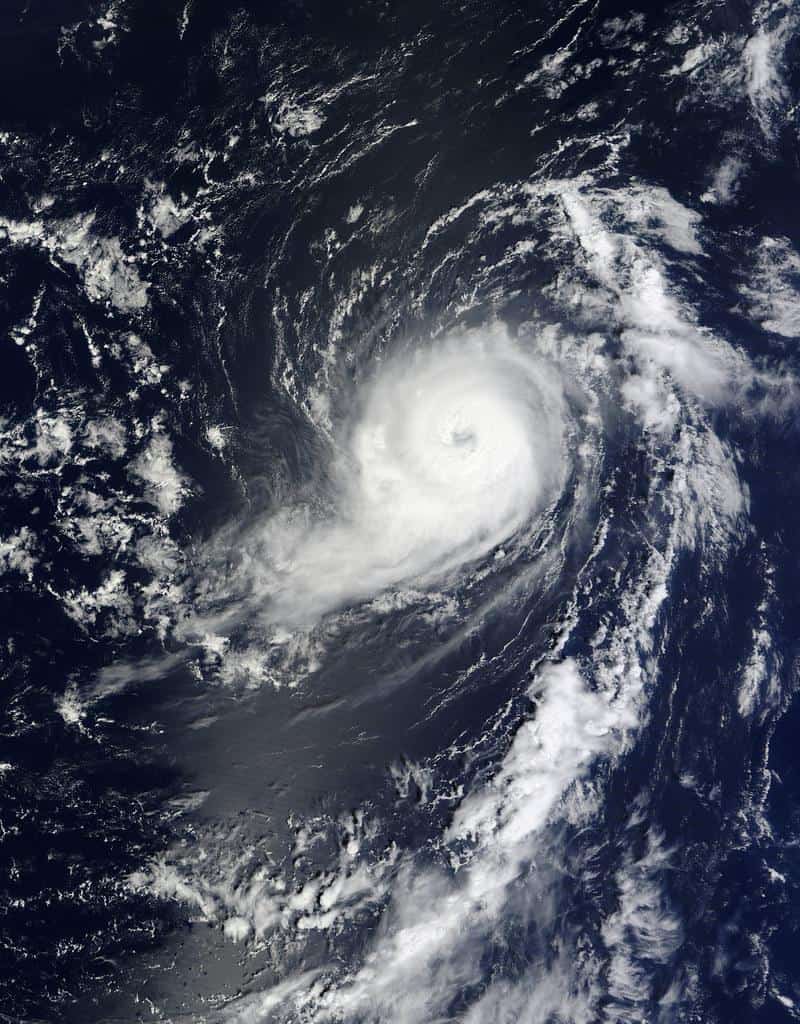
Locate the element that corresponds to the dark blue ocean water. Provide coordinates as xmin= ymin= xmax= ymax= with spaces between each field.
xmin=0 ymin=1 xmax=798 ymax=1022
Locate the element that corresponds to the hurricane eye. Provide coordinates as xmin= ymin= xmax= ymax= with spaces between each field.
xmin=444 ymin=427 xmax=476 ymax=448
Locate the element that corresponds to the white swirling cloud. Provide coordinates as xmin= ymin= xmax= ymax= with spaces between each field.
xmin=256 ymin=325 xmax=567 ymax=626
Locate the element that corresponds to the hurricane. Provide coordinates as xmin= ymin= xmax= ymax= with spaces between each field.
xmin=1 ymin=2 xmax=799 ymax=1024
xmin=333 ymin=332 xmax=566 ymax=593
xmin=208 ymin=326 xmax=570 ymax=634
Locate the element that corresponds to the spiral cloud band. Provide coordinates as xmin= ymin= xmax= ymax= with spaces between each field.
xmin=126 ymin=166 xmax=795 ymax=1024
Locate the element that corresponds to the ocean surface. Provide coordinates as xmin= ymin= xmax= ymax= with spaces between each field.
xmin=0 ymin=1 xmax=799 ymax=1022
